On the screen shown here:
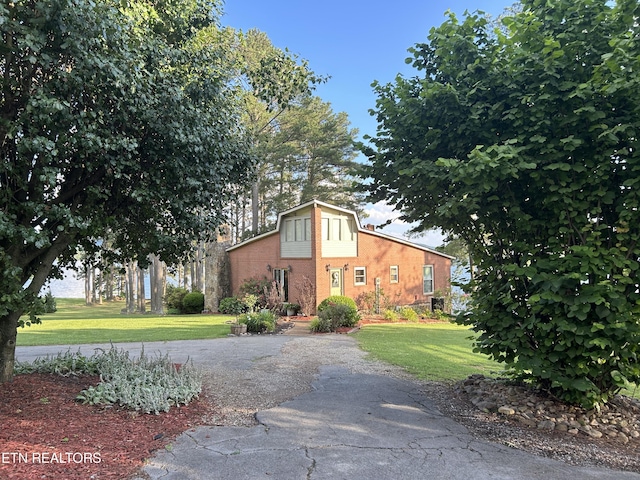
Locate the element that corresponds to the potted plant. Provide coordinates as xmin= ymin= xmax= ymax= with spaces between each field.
xmin=230 ymin=315 xmax=248 ymax=335
xmin=230 ymin=323 xmax=247 ymax=335
xmin=284 ymin=303 xmax=300 ymax=317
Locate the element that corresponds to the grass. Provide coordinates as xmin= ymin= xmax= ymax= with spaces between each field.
xmin=355 ymin=322 xmax=500 ymax=383
xmin=16 ymin=298 xmax=236 ymax=346
xmin=355 ymin=321 xmax=640 ymax=399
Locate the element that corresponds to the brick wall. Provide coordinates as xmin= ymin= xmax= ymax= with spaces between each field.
xmin=228 ymin=202 xmax=451 ymax=314
xmin=228 ymin=233 xmax=280 ymax=294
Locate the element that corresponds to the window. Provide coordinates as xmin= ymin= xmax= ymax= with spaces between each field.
xmin=284 ymin=219 xmax=294 ymax=242
xmin=422 ymin=265 xmax=434 ymax=294
xmin=304 ymin=218 xmax=311 ymax=240
xmin=284 ymin=217 xmax=310 ymax=242
xmin=354 ymin=267 xmax=366 ymax=285
xmin=332 ymin=218 xmax=341 ymax=240
xmin=390 ymin=265 xmax=399 ymax=284
xmin=295 ymin=219 xmax=303 ymax=241
xmin=346 ymin=218 xmax=356 ymax=240
xmin=322 ymin=218 xmax=330 ymax=240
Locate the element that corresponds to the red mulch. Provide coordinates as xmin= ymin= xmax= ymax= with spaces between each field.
xmin=0 ymin=373 xmax=214 ymax=480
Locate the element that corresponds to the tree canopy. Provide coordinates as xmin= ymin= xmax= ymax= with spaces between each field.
xmin=361 ymin=0 xmax=640 ymax=407
xmin=0 ymin=0 xmax=254 ymax=381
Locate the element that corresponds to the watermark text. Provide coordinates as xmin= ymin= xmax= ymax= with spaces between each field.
xmin=1 ymin=452 xmax=101 ymax=464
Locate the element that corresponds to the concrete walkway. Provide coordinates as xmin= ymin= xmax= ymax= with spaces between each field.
xmin=15 ymin=333 xmax=640 ymax=480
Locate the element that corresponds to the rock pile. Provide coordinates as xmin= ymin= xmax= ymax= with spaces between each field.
xmin=456 ymin=374 xmax=640 ymax=444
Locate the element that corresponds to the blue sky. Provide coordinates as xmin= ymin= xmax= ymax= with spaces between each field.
xmin=222 ymin=0 xmax=515 ymax=245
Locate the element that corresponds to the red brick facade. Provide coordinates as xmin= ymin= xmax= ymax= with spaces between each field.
xmin=227 ymin=201 xmax=452 ymax=314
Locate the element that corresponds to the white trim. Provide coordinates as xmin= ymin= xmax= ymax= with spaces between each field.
xmin=354 ymin=266 xmax=366 ymax=286
xmin=390 ymin=265 xmax=399 ymax=284
xmin=422 ymin=265 xmax=434 ymax=295
xmin=227 ymin=200 xmax=455 ymax=260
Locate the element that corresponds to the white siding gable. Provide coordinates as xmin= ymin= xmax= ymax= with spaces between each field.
xmin=280 ymin=208 xmax=312 ymax=258
xmin=321 ymin=209 xmax=357 ymax=257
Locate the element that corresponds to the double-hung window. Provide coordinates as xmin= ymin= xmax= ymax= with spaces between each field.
xmin=422 ymin=265 xmax=434 ymax=294
xmin=390 ymin=265 xmax=399 ymax=284
xmin=354 ymin=267 xmax=366 ymax=285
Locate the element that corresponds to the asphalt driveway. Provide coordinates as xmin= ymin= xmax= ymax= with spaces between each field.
xmin=15 ymin=335 xmax=640 ymax=480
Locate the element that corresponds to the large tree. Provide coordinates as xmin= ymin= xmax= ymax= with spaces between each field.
xmin=362 ymin=0 xmax=640 ymax=407
xmin=0 ymin=0 xmax=253 ymax=382
xmin=253 ymin=96 xmax=362 ymax=231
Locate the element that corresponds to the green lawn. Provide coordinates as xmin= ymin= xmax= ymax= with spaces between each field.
xmin=355 ymin=322 xmax=500 ymax=382
xmin=16 ymin=298 xmax=236 ymax=346
xmin=355 ymin=322 xmax=640 ymax=399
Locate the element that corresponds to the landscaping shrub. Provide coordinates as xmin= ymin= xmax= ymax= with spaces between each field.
xmin=238 ymin=310 xmax=276 ymax=333
xmin=218 ymin=296 xmax=246 ymax=314
xmin=317 ymin=302 xmax=360 ymax=331
xmin=182 ymin=291 xmax=204 ymax=314
xmin=42 ymin=290 xmax=57 ymax=313
xmin=14 ymin=349 xmax=100 ymax=376
xmin=309 ymin=317 xmax=332 ymax=333
xmin=383 ymin=309 xmax=398 ymax=322
xmin=317 ymin=295 xmax=357 ymax=313
xmin=243 ymin=293 xmax=259 ymax=312
xmin=297 ymin=275 xmax=315 ymax=316
xmin=399 ymin=306 xmax=419 ymax=322
xmin=431 ymin=309 xmax=450 ymax=321
xmin=165 ymin=285 xmax=189 ymax=313
xmin=238 ymin=276 xmax=271 ymax=308
xmin=15 ymin=347 xmax=202 ymax=414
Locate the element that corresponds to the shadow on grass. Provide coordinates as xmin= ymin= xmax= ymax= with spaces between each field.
xmin=355 ymin=323 xmax=499 ymax=382
xmin=17 ymin=324 xmax=232 ymax=346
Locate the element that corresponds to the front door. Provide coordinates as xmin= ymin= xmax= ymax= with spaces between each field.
xmin=330 ymin=268 xmax=343 ymax=296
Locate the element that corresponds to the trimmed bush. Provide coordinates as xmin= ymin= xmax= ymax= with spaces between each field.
xmin=317 ymin=302 xmax=360 ymax=332
xmin=317 ymin=295 xmax=357 ymax=313
xmin=238 ymin=311 xmax=277 ymax=333
xmin=218 ymin=296 xmax=246 ymax=314
xmin=182 ymin=291 xmax=204 ymax=314
xmin=165 ymin=285 xmax=189 ymax=313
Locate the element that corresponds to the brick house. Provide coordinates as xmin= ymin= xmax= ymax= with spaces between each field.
xmin=226 ymin=200 xmax=453 ymax=314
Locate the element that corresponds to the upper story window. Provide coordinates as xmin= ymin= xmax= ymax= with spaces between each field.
xmin=321 ymin=216 xmax=357 ymax=242
xmin=283 ymin=217 xmax=311 ymax=242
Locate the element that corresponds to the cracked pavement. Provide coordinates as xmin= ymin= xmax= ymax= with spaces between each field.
xmin=18 ymin=336 xmax=640 ymax=479
xmin=135 ymin=355 xmax=640 ymax=480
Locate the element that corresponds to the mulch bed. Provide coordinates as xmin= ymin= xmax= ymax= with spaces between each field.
xmin=0 ymin=373 xmax=213 ymax=480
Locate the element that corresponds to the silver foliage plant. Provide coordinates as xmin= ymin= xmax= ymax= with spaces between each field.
xmin=15 ymin=346 xmax=202 ymax=414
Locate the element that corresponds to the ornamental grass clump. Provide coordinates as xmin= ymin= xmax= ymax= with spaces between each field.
xmin=15 ymin=346 xmax=202 ymax=414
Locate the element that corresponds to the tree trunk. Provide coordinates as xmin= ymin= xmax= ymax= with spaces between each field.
xmin=194 ymin=243 xmax=204 ymax=292
xmin=105 ymin=265 xmax=114 ymax=301
xmin=251 ymin=181 xmax=259 ymax=233
xmin=95 ymin=268 xmax=102 ymax=304
xmin=137 ymin=265 xmax=146 ymax=313
xmin=149 ymin=254 xmax=166 ymax=314
xmin=126 ymin=261 xmax=136 ymax=313
xmin=84 ymin=262 xmax=93 ymax=306
xmin=0 ymin=233 xmax=72 ymax=383
xmin=0 ymin=310 xmax=21 ymax=383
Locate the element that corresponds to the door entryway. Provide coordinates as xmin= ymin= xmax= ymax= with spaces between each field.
xmin=329 ymin=268 xmax=343 ymax=296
